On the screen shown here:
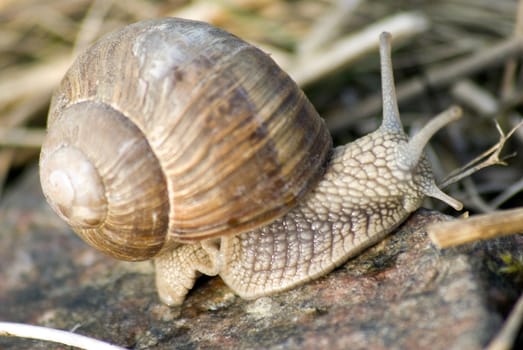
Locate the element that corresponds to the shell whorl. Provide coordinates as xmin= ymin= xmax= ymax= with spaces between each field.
xmin=40 ymin=102 xmax=169 ymax=260
xmin=40 ymin=17 xmax=331 ymax=259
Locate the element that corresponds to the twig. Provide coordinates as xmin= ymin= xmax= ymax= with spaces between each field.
xmin=428 ymin=207 xmax=523 ymax=248
xmin=490 ymin=177 xmax=523 ymax=209
xmin=0 ymin=322 xmax=127 ymax=350
xmin=169 ymin=1 xmax=228 ymax=24
xmin=0 ymin=93 xmax=50 ymax=196
xmin=508 ymin=113 xmax=523 ymax=143
xmin=288 ymin=11 xmax=429 ymax=86
xmin=0 ymin=55 xmax=72 ymax=108
xmin=439 ymin=119 xmax=523 ymax=189
xmin=73 ymin=0 xmax=114 ymax=55
xmin=462 ymin=177 xmax=497 ymax=213
xmin=0 ymin=150 xmax=15 ymax=197
xmin=451 ymin=80 xmax=498 ymax=117
xmin=0 ymin=92 xmax=50 ymax=128
xmin=298 ymin=0 xmax=362 ymax=54
xmin=0 ymin=126 xmax=46 ymax=148
xmin=500 ymin=0 xmax=523 ymax=100
xmin=486 ymin=290 xmax=523 ymax=350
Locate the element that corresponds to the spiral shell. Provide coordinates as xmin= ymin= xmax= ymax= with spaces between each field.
xmin=39 ymin=18 xmax=332 ymax=260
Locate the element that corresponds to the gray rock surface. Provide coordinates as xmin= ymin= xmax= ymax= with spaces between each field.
xmin=0 ymin=168 xmax=520 ymax=349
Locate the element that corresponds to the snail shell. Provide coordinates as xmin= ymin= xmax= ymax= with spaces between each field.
xmin=39 ymin=18 xmax=331 ymax=260
xmin=40 ymin=18 xmax=464 ymax=305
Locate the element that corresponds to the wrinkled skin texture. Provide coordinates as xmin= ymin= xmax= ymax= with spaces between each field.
xmin=154 ymin=129 xmax=437 ymax=305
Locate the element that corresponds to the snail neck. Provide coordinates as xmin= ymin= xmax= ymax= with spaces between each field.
xmin=310 ymin=129 xmax=427 ymax=218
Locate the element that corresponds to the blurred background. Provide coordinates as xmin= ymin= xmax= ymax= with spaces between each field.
xmin=0 ymin=0 xmax=522 ymax=214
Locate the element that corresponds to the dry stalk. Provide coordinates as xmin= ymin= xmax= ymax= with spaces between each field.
xmin=439 ymin=119 xmax=523 ymax=189
xmin=428 ymin=207 xmax=523 ymax=248
xmin=500 ymin=0 xmax=523 ymax=99
xmin=0 ymin=127 xmax=46 ymax=148
xmin=0 ymin=322 xmax=126 ymax=350
xmin=288 ymin=11 xmax=429 ymax=86
xmin=486 ymin=289 xmax=523 ymax=350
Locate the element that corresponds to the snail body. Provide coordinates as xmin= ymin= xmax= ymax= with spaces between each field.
xmin=39 ymin=18 xmax=463 ymax=305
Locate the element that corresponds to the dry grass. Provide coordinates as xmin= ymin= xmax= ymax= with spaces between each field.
xmin=0 ymin=0 xmax=521 ymax=229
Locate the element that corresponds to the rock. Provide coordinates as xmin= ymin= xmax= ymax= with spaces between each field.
xmin=0 ymin=168 xmax=521 ymax=349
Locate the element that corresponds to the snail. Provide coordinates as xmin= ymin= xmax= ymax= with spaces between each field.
xmin=39 ymin=17 xmax=463 ymax=306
